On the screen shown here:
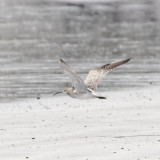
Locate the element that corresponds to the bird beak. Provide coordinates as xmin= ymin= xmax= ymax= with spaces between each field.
xmin=52 ymin=91 xmax=63 ymax=97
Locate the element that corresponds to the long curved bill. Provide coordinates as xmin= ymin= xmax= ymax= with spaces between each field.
xmin=53 ymin=91 xmax=63 ymax=97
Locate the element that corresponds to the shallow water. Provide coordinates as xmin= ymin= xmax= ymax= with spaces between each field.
xmin=0 ymin=0 xmax=160 ymax=100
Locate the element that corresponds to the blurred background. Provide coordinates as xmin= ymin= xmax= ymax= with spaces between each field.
xmin=0 ymin=0 xmax=160 ymax=101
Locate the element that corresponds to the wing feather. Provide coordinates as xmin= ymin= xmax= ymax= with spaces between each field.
xmin=59 ymin=59 xmax=86 ymax=91
xmin=84 ymin=58 xmax=131 ymax=91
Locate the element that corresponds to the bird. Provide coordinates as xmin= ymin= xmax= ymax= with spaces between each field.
xmin=53 ymin=58 xmax=131 ymax=99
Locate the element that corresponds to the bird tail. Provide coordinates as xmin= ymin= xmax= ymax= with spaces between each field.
xmin=97 ymin=96 xmax=107 ymax=99
xmin=92 ymin=92 xmax=107 ymax=99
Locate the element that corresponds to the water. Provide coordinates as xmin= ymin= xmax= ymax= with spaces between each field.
xmin=0 ymin=0 xmax=160 ymax=100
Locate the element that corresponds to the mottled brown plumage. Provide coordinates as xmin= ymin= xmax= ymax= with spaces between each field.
xmin=84 ymin=58 xmax=131 ymax=91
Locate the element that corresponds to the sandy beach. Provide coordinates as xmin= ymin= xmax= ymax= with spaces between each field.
xmin=1 ymin=0 xmax=160 ymax=159
xmin=0 ymin=86 xmax=160 ymax=160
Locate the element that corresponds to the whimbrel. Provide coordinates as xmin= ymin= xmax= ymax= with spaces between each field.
xmin=53 ymin=58 xmax=131 ymax=99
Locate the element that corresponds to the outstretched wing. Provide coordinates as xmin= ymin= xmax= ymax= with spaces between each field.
xmin=59 ymin=59 xmax=86 ymax=91
xmin=84 ymin=58 xmax=131 ymax=91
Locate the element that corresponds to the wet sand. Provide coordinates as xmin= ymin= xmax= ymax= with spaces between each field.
xmin=1 ymin=0 xmax=160 ymax=99
xmin=0 ymin=86 xmax=160 ymax=160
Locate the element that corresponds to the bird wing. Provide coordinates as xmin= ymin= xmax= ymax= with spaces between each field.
xmin=59 ymin=59 xmax=86 ymax=91
xmin=84 ymin=58 xmax=131 ymax=91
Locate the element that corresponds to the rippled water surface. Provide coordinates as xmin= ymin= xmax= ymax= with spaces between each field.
xmin=0 ymin=0 xmax=160 ymax=100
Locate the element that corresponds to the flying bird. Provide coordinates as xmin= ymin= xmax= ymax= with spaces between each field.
xmin=53 ymin=58 xmax=131 ymax=99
